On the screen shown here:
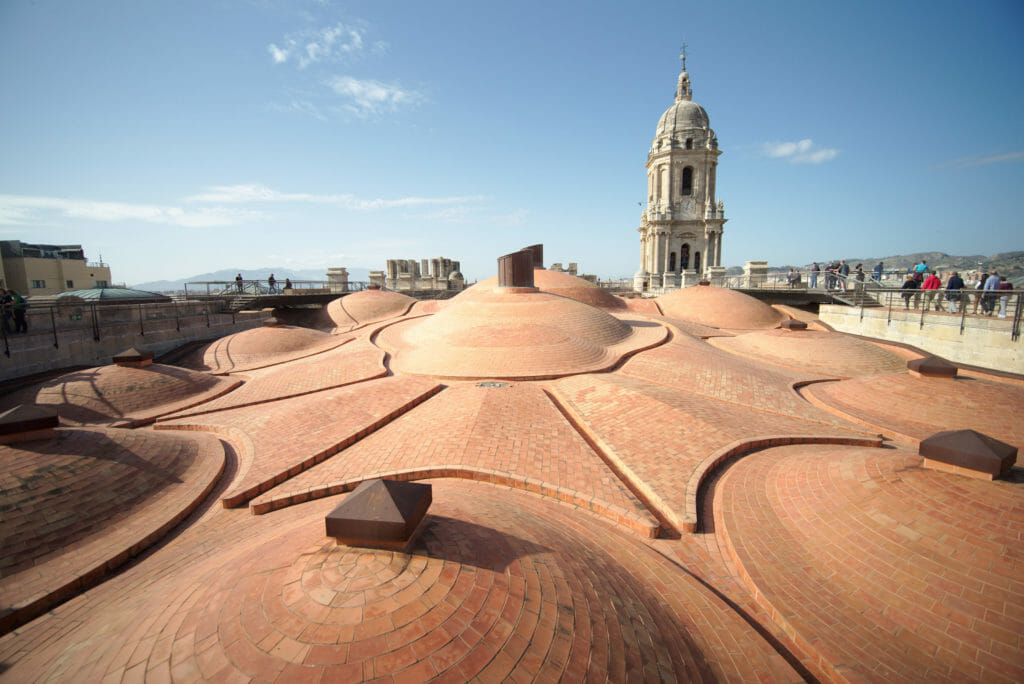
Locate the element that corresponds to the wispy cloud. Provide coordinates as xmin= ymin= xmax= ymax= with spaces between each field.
xmin=416 ymin=205 xmax=529 ymax=227
xmin=325 ymin=75 xmax=421 ymax=116
xmin=266 ymin=98 xmax=327 ymax=121
xmin=186 ymin=184 xmax=484 ymax=210
xmin=0 ymin=195 xmax=261 ymax=228
xmin=937 ymin=151 xmax=1024 ymax=169
xmin=762 ymin=139 xmax=839 ymax=164
xmin=268 ymin=22 xmax=367 ymax=69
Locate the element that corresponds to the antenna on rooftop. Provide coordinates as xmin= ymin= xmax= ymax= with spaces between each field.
xmin=679 ymin=41 xmax=688 ymax=70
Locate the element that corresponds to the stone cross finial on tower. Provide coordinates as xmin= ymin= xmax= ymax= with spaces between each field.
xmin=679 ymin=42 xmax=688 ymax=70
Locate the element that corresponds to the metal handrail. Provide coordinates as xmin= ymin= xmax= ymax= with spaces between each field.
xmin=183 ymin=280 xmax=370 ymax=298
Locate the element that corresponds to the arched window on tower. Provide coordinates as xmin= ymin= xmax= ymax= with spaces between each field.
xmin=681 ymin=167 xmax=693 ymax=196
xmin=681 ymin=243 xmax=690 ymax=270
xmin=694 ymin=251 xmax=702 ymax=271
xmin=685 ymin=138 xmax=693 ymax=150
xmin=668 ymin=252 xmax=676 ymax=272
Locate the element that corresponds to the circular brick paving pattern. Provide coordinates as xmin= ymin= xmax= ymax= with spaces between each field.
xmin=97 ymin=483 xmax=717 ymax=682
xmin=716 ymin=444 xmax=1024 ymax=682
xmin=709 ymin=328 xmax=907 ymax=377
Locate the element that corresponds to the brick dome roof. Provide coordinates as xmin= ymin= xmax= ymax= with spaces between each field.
xmin=657 ymin=286 xmax=786 ymax=329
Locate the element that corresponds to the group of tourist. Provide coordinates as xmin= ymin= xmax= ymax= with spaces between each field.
xmin=0 ymin=288 xmax=29 ymax=334
xmin=234 ymin=273 xmax=293 ymax=295
xmin=901 ymin=267 xmax=1013 ymax=318
xmin=804 ymin=260 xmax=885 ymax=291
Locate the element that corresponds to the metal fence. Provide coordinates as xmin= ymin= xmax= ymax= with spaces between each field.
xmin=0 ymin=299 xmax=232 ymax=358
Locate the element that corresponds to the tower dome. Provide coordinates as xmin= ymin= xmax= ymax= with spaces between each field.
xmin=655 ymin=100 xmax=710 ymax=136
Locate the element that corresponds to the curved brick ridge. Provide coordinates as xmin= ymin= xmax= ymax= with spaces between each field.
xmin=550 ymin=373 xmax=872 ymax=533
xmin=0 ymin=480 xmax=804 ymax=682
xmin=160 ymin=338 xmax=386 ymax=420
xmin=326 ymin=289 xmax=416 ymax=332
xmin=709 ymin=328 xmax=908 ymax=378
xmin=460 ymin=268 xmax=628 ymax=310
xmin=0 ymin=427 xmax=224 ymax=634
xmin=0 ymin=364 xmax=240 ymax=427
xmin=157 ymin=376 xmax=443 ymax=508
xmin=186 ymin=325 xmax=350 ymax=374
xmin=805 ymin=373 xmax=1024 ymax=452
xmin=376 ymin=290 xmax=667 ymax=380
xmin=620 ymin=323 xmax=861 ymax=429
xmin=248 ymin=383 xmax=659 ymax=535
xmin=657 ymin=286 xmax=787 ymax=330
xmin=714 ymin=444 xmax=1024 ymax=682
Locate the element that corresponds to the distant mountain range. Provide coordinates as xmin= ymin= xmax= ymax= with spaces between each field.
xmin=778 ymin=251 xmax=1024 ymax=285
xmin=131 ymin=267 xmax=372 ymax=292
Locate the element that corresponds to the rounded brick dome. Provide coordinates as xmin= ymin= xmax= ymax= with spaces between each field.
xmin=326 ymin=289 xmax=416 ymax=330
xmin=709 ymin=329 xmax=907 ymax=378
xmin=657 ymin=286 xmax=786 ymax=329
xmin=17 ymin=364 xmax=234 ymax=425
xmin=196 ymin=325 xmax=344 ymax=373
xmin=376 ymin=289 xmax=665 ymax=379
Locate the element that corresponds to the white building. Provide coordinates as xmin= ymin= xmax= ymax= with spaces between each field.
xmin=634 ymin=54 xmax=727 ymax=293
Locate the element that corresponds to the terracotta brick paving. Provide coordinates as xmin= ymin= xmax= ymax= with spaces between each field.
xmin=249 ymin=383 xmax=659 ymax=536
xmin=157 ymin=376 xmax=443 ymax=508
xmin=0 ymin=364 xmax=241 ymax=427
xmin=0 ymin=427 xmax=224 ymax=633
xmin=0 ymin=480 xmax=800 ymax=682
xmin=551 ymin=371 xmax=875 ymax=532
xmin=161 ymin=338 xmax=387 ymax=420
xmin=709 ymin=328 xmax=909 ymax=378
xmin=715 ymin=444 xmax=1024 ymax=682
xmin=619 ymin=325 xmax=858 ymax=427
xmin=805 ymin=373 xmax=1024 ymax=451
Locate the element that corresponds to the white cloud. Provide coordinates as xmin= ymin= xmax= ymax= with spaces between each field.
xmin=762 ymin=139 xmax=839 ymax=164
xmin=267 ymin=99 xmax=327 ymax=121
xmin=186 ymin=183 xmax=484 ymax=210
xmin=0 ymin=195 xmax=261 ymax=228
xmin=268 ymin=23 xmax=366 ymax=69
xmin=938 ymin=150 xmax=1024 ymax=169
xmin=326 ymin=75 xmax=420 ymax=116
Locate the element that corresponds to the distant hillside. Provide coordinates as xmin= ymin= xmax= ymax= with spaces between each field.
xmin=132 ymin=267 xmax=372 ymax=292
xmin=778 ymin=252 xmax=1024 ymax=286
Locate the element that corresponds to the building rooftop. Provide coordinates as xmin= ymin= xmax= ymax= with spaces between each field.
xmin=0 ymin=271 xmax=1021 ymax=682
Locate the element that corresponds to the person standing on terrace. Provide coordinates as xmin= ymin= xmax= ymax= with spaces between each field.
xmin=945 ymin=271 xmax=965 ymax=313
xmin=922 ymin=271 xmax=942 ymax=311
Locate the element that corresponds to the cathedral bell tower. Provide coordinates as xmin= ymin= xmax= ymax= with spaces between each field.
xmin=634 ymin=50 xmax=726 ymax=292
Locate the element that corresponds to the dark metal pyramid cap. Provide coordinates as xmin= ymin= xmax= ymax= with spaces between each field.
xmin=907 ymin=356 xmax=957 ymax=378
xmin=113 ymin=347 xmax=154 ymax=365
xmin=325 ymin=479 xmax=432 ymax=547
xmin=0 ymin=405 xmax=59 ymax=435
xmin=779 ymin=319 xmax=808 ymax=330
xmin=920 ymin=429 xmax=1017 ymax=478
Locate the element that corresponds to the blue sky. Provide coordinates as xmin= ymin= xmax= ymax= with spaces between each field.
xmin=1 ymin=0 xmax=1021 ymax=285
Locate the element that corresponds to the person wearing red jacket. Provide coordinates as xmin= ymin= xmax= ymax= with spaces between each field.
xmin=921 ymin=271 xmax=942 ymax=311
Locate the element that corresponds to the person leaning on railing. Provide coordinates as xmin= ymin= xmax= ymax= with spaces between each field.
xmin=901 ymin=273 xmax=919 ymax=309
xmin=921 ymin=270 xmax=942 ymax=311
xmin=982 ymin=271 xmax=1001 ymax=315
xmin=997 ymin=278 xmax=1013 ymax=319
xmin=945 ymin=271 xmax=965 ymax=313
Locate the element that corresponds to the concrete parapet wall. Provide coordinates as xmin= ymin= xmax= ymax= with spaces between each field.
xmin=819 ymin=305 xmax=1022 ymax=374
xmin=0 ymin=311 xmax=269 ymax=382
